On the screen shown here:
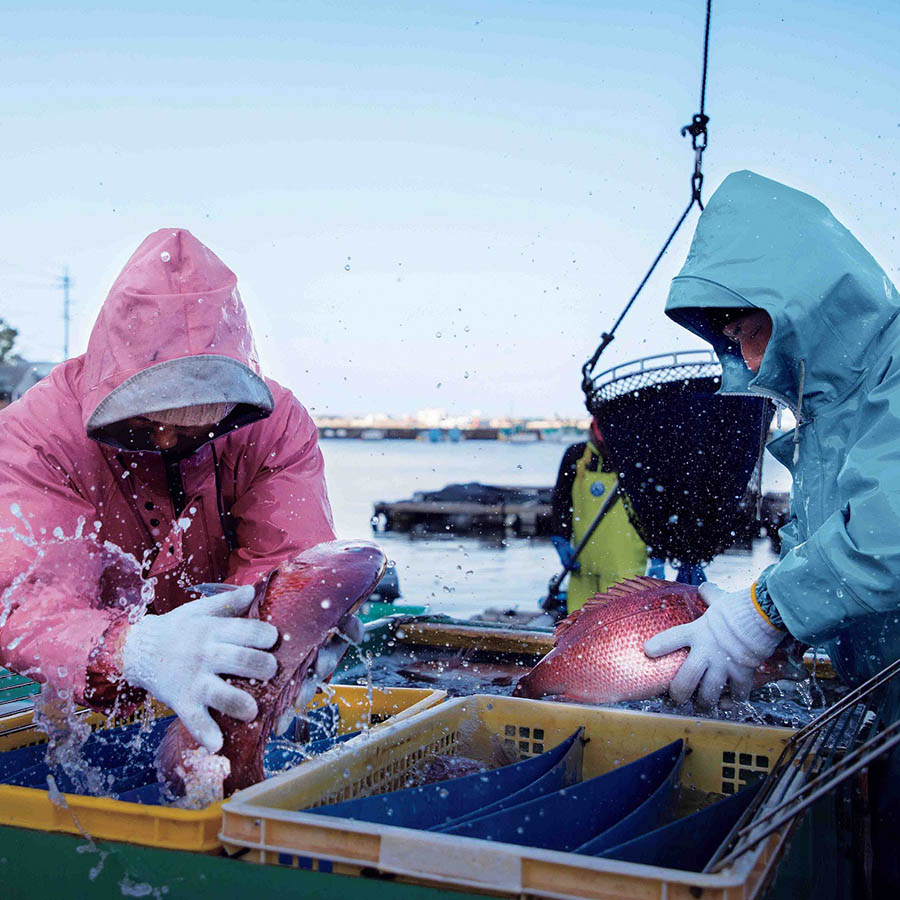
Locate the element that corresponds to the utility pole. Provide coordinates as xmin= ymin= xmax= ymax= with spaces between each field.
xmin=58 ymin=267 xmax=72 ymax=360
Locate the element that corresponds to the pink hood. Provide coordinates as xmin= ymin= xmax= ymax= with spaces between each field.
xmin=83 ymin=228 xmax=273 ymax=437
xmin=0 ymin=229 xmax=335 ymax=711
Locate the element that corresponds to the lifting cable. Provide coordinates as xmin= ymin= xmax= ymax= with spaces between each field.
xmin=581 ymin=0 xmax=713 ymax=399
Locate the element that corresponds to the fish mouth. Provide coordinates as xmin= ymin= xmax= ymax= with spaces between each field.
xmin=339 ymin=543 xmax=389 ymax=605
xmin=310 ymin=542 xmax=388 ymax=627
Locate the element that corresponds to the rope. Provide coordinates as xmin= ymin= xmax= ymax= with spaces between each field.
xmin=582 ymin=0 xmax=713 ymax=397
xmin=754 ymin=400 xmax=770 ymax=521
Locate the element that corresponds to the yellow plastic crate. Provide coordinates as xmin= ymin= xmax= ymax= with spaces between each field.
xmin=0 ymin=700 xmax=173 ymax=752
xmin=306 ymin=684 xmax=447 ymax=734
xmin=0 ymin=685 xmax=445 ymax=852
xmin=221 ymin=694 xmax=794 ymax=899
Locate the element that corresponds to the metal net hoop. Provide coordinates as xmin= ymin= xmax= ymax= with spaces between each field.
xmin=586 ymin=349 xmax=721 ymax=412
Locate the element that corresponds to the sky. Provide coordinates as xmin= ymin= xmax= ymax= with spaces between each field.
xmin=0 ymin=1 xmax=898 ymax=417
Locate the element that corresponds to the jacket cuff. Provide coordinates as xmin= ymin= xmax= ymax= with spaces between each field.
xmin=752 ymin=576 xmax=786 ymax=630
xmin=83 ymin=616 xmax=146 ymax=711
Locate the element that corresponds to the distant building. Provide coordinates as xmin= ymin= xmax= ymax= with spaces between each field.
xmin=0 ymin=359 xmax=56 ymax=410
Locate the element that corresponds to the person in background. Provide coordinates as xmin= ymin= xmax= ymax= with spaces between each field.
xmin=644 ymin=170 xmax=900 ymax=894
xmin=0 ymin=228 xmax=345 ymax=755
xmin=548 ymin=417 xmax=647 ymax=615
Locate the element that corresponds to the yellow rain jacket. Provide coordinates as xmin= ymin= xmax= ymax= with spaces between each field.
xmin=552 ymin=441 xmax=647 ymax=612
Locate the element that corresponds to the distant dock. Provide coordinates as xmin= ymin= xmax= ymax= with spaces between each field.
xmin=372 ymin=480 xmax=790 ymax=546
xmin=372 ymin=483 xmax=554 ymax=537
xmin=319 ymin=423 xmax=587 ymax=442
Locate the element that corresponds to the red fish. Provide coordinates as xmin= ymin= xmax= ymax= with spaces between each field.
xmin=158 ymin=540 xmax=386 ymax=796
xmin=514 ymin=577 xmax=802 ymax=704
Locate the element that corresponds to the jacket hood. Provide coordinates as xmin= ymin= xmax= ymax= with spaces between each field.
xmin=82 ymin=228 xmax=274 ymax=442
xmin=666 ymin=170 xmax=900 ymax=414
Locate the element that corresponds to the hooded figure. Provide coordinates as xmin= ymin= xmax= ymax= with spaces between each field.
xmin=647 ymin=169 xmax=900 ymax=695
xmin=548 ymin=419 xmax=647 ymax=614
xmin=0 ymin=229 xmax=336 ymax=752
xmin=644 ymin=172 xmax=900 ymax=892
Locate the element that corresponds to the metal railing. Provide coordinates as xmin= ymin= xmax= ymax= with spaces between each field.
xmin=707 ymin=657 xmax=900 ymax=873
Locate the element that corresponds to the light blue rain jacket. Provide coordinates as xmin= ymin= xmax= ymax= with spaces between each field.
xmin=666 ymin=170 xmax=900 ymax=689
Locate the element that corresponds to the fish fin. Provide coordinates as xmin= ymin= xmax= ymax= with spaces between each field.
xmin=552 ymin=577 xmax=673 ymax=650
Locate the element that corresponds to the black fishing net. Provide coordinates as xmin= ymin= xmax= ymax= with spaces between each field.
xmin=586 ymin=352 xmax=773 ymax=564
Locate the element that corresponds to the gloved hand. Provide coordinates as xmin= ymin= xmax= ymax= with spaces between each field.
xmin=643 ymin=582 xmax=784 ymax=706
xmin=274 ymin=614 xmax=365 ymax=735
xmin=550 ymin=535 xmax=581 ymax=572
xmin=122 ymin=584 xmax=278 ymax=752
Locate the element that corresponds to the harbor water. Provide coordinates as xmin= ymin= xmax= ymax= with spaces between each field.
xmin=321 ymin=437 xmax=794 ymax=620
xmin=324 ymin=438 xmax=839 ymax=733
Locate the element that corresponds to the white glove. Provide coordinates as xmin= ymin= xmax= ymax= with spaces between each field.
xmin=643 ymin=582 xmax=784 ymax=706
xmin=274 ymin=614 xmax=365 ymax=736
xmin=122 ymin=585 xmax=278 ymax=752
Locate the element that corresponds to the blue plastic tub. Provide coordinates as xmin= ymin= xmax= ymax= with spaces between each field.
xmin=0 ymin=705 xmax=348 ymax=804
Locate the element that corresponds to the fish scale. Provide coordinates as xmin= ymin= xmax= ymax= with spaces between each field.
xmin=514 ymin=577 xmax=799 ymax=705
xmin=157 ymin=540 xmax=386 ymax=796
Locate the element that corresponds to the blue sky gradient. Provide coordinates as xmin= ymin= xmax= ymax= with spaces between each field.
xmin=1 ymin=1 xmax=897 ymax=415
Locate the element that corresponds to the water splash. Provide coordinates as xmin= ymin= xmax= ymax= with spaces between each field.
xmin=263 ymin=736 xmax=315 ymax=778
xmin=33 ymin=692 xmax=106 ymax=796
xmin=0 ymin=505 xmax=46 ymax=628
xmin=47 ymin=773 xmax=111 ymax=880
xmin=1 ymin=514 xmax=160 ymax=798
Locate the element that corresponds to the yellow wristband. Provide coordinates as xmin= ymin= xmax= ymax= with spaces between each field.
xmin=750 ymin=581 xmax=778 ymax=628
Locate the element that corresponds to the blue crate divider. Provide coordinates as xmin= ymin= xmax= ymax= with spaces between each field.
xmin=441 ymin=739 xmax=683 ymax=853
xmin=304 ymin=727 xmax=585 ymax=830
xmin=573 ymin=744 xmax=684 ymax=855
xmin=432 ymin=736 xmax=585 ymax=832
xmin=596 ymin=781 xmax=762 ymax=871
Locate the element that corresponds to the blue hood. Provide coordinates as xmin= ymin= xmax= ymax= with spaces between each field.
xmin=664 ymin=170 xmax=900 ymax=693
xmin=666 ymin=170 xmax=900 ymax=415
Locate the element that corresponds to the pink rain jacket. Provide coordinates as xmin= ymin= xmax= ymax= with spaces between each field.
xmin=0 ymin=229 xmax=335 ymax=708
